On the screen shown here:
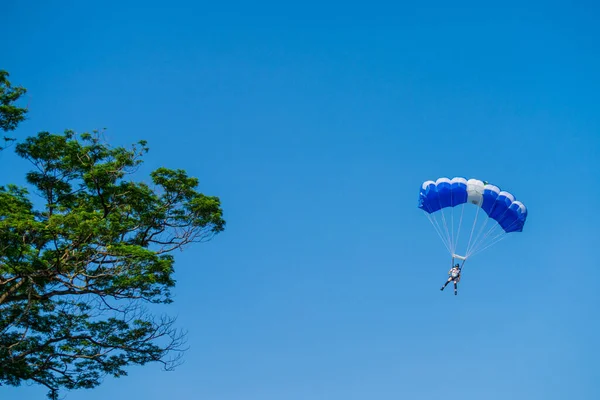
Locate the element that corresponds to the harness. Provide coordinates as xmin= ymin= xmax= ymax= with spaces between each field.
xmin=451 ymin=254 xmax=467 ymax=271
xmin=450 ymin=254 xmax=467 ymax=280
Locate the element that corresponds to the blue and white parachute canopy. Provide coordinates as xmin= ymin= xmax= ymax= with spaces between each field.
xmin=418 ymin=177 xmax=528 ymax=260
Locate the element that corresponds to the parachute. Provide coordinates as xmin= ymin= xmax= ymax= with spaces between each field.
xmin=418 ymin=177 xmax=527 ymax=267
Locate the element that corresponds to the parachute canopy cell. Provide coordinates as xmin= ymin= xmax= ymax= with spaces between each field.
xmin=418 ymin=177 xmax=527 ymax=233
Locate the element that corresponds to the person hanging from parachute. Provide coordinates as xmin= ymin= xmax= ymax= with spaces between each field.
xmin=440 ymin=263 xmax=462 ymax=295
xmin=417 ymin=177 xmax=528 ymax=297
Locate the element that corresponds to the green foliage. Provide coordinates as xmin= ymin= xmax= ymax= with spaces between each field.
xmin=0 ymin=130 xmax=225 ymax=399
xmin=0 ymin=70 xmax=28 ymax=148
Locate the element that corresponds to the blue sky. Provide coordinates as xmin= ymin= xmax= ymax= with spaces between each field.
xmin=2 ymin=1 xmax=600 ymax=399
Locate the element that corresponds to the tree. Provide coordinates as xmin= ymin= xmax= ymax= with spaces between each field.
xmin=0 ymin=70 xmax=28 ymax=149
xmin=0 ymin=130 xmax=225 ymax=399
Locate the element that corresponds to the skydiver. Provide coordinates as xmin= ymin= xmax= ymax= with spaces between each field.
xmin=440 ymin=263 xmax=461 ymax=295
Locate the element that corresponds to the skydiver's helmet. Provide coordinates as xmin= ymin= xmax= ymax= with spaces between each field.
xmin=454 ymin=264 xmax=460 ymax=268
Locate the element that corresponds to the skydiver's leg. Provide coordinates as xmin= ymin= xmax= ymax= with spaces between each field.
xmin=454 ymin=280 xmax=458 ymax=295
xmin=441 ymin=277 xmax=452 ymax=291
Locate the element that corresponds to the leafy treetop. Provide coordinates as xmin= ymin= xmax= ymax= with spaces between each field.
xmin=0 ymin=130 xmax=225 ymax=399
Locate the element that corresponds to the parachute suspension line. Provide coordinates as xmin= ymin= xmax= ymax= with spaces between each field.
xmin=437 ymin=196 xmax=453 ymax=255
xmin=442 ymin=208 xmax=452 ymax=253
xmin=438 ymin=210 xmax=453 ymax=254
xmin=428 ymin=212 xmax=448 ymax=251
xmin=425 ymin=212 xmax=442 ymax=245
xmin=451 ymin=203 xmax=454 ymax=255
xmin=468 ymin=213 xmax=492 ymax=256
xmin=450 ymin=189 xmax=455 ymax=255
xmin=466 ymin=205 xmax=513 ymax=258
xmin=468 ymin=218 xmax=521 ymax=258
xmin=453 ymin=204 xmax=466 ymax=256
xmin=468 ymin=231 xmax=507 ymax=258
xmin=428 ymin=213 xmax=452 ymax=254
xmin=425 ymin=212 xmax=452 ymax=254
xmin=468 ymin=223 xmax=502 ymax=256
xmin=465 ymin=202 xmax=482 ymax=257
xmin=466 ymin=225 xmax=500 ymax=258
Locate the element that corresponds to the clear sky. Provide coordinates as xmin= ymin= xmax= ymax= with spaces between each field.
xmin=2 ymin=1 xmax=600 ymax=399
